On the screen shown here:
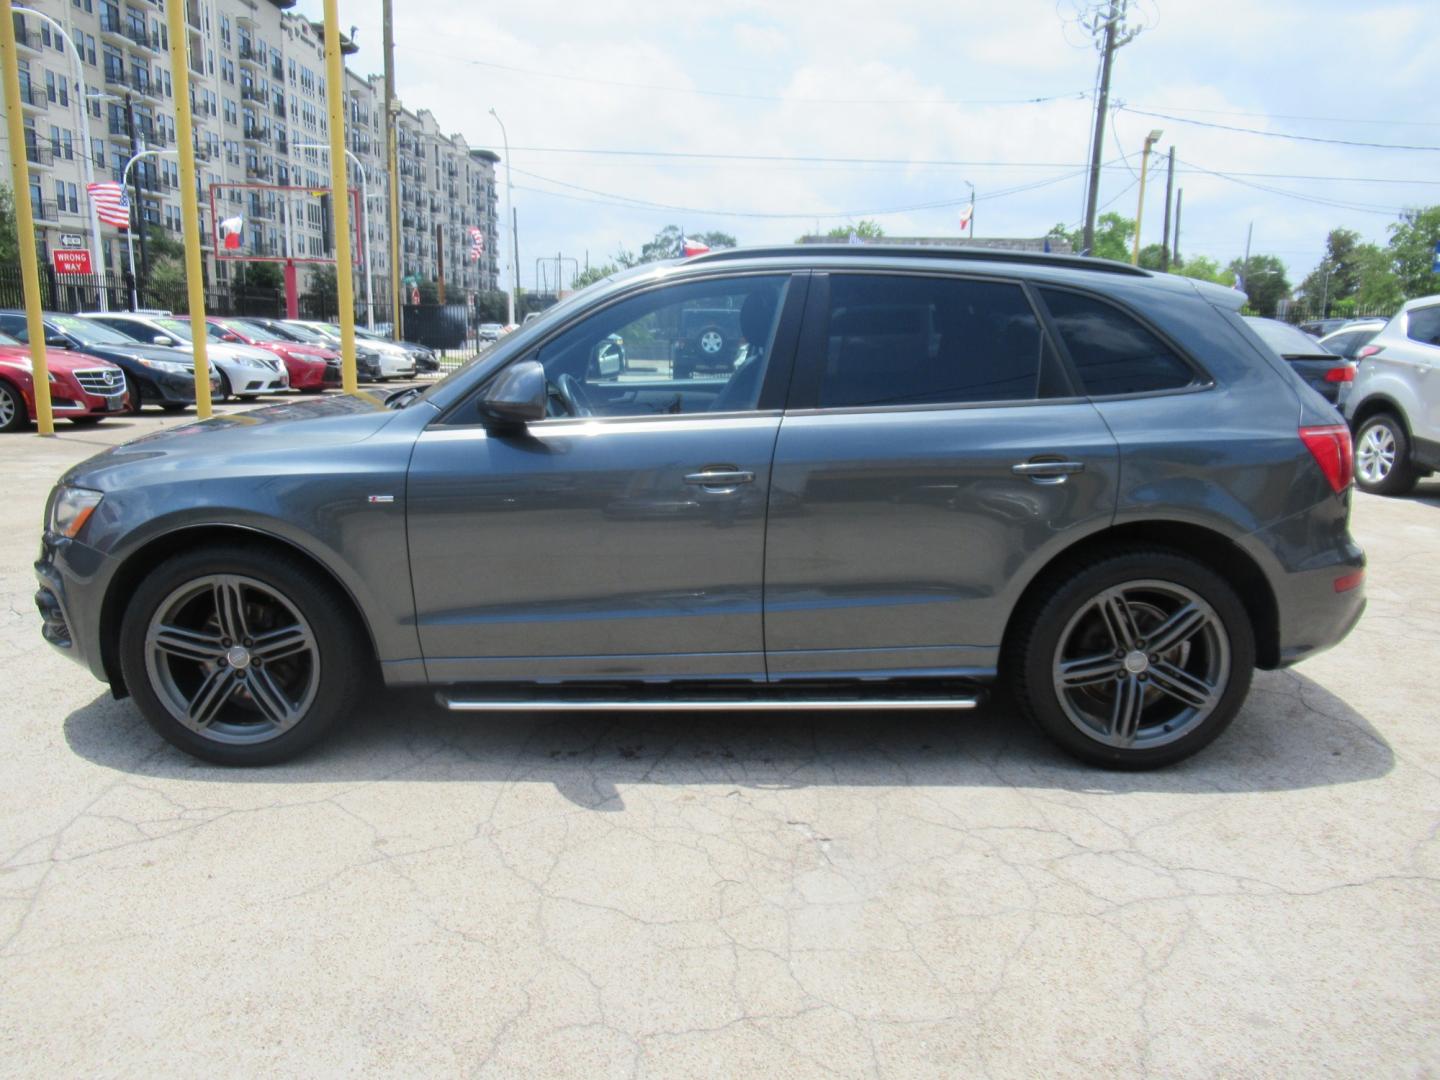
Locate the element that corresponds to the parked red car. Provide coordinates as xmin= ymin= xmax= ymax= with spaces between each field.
xmin=199 ymin=317 xmax=340 ymax=392
xmin=0 ymin=334 xmax=128 ymax=432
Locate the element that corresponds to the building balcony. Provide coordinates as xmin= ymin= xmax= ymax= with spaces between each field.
xmin=32 ymin=199 xmax=59 ymax=222
xmin=24 ymin=139 xmax=55 ymax=167
xmin=237 ymin=42 xmax=264 ymax=68
xmin=130 ymin=72 xmax=163 ymax=99
xmin=125 ymin=20 xmax=160 ymax=53
xmin=99 ymin=7 xmax=127 ymax=41
xmin=241 ymin=83 xmax=266 ymax=103
xmin=273 ymin=135 xmax=288 ymax=154
xmin=17 ymin=83 xmax=48 ymax=111
xmin=243 ymin=121 xmax=270 ymax=144
xmin=12 ymin=22 xmax=42 ymax=53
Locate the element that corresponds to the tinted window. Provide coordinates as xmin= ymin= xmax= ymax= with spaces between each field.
xmin=1040 ymin=288 xmax=1197 ymax=395
xmin=1406 ymin=305 xmax=1440 ymax=348
xmin=818 ymin=275 xmax=1043 ymax=408
xmin=534 ymin=275 xmax=790 ymax=418
xmin=1244 ymin=316 xmax=1335 ymax=357
xmin=49 ymin=316 xmax=137 ymax=345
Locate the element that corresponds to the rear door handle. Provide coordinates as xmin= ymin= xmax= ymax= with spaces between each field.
xmin=1012 ymin=460 xmax=1085 ymax=484
xmin=684 ymin=469 xmax=755 ymax=490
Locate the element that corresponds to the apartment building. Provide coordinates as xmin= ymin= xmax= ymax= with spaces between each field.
xmin=4 ymin=0 xmax=499 ymax=303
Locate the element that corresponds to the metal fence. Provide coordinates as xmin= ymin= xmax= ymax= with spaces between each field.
xmin=0 ymin=264 xmax=284 ymax=319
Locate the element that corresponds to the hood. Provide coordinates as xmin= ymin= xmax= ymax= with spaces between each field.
xmin=64 ymin=391 xmax=398 ymax=491
xmin=0 ymin=345 xmax=119 ymax=377
xmin=204 ymin=342 xmax=284 ymax=366
xmin=72 ymin=340 xmax=202 ymax=366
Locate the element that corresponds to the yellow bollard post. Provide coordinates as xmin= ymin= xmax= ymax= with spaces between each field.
xmin=323 ymin=0 xmax=358 ymax=394
xmin=164 ymin=0 xmax=212 ymax=419
xmin=1 ymin=0 xmax=54 ymax=436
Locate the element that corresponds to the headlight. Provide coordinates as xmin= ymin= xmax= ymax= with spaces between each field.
xmin=49 ymin=486 xmax=103 ymax=540
xmin=136 ymin=358 xmax=191 ymax=374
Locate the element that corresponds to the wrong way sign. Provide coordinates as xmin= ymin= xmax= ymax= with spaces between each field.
xmin=53 ymin=250 xmax=93 ymax=275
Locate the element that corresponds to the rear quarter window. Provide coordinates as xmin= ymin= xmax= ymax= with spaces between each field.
xmin=1038 ymin=287 xmax=1199 ymax=396
xmin=1405 ymin=305 xmax=1440 ymax=347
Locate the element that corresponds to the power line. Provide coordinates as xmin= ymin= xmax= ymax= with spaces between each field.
xmin=1176 ymin=158 xmax=1408 ymax=216
xmin=1118 ymin=105 xmax=1440 ymax=151
xmin=397 ymin=45 xmax=1089 ymax=108
xmin=1123 ymin=102 xmax=1440 ymax=128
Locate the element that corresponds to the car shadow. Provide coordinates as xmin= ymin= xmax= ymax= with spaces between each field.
xmin=1408 ymin=478 xmax=1440 ymax=508
xmin=62 ymin=668 xmax=1393 ymax=809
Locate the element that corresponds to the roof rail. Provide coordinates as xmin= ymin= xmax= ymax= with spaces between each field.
xmin=685 ymin=243 xmax=1152 ymax=277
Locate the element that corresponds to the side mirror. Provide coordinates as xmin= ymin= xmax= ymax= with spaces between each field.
xmin=152 ymin=334 xmax=176 ymax=346
xmin=221 ymin=332 xmax=242 ymax=343
xmin=45 ymin=334 xmax=69 ymax=348
xmin=480 ymin=359 xmax=547 ymax=425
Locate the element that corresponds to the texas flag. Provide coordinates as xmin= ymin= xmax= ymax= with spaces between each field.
xmin=219 ymin=215 xmax=244 ymax=250
xmin=681 ymin=235 xmax=710 ymax=256
xmin=958 ymin=202 xmax=974 ymax=231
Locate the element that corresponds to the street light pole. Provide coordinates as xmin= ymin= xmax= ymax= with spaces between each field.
xmin=965 ymin=179 xmax=975 ymax=238
xmin=293 ymin=142 xmax=374 ymax=329
xmin=15 ymin=5 xmax=106 ymax=309
xmin=489 ymin=107 xmax=515 ymax=326
xmin=1130 ymin=128 xmax=1163 ymax=265
xmin=121 ymin=148 xmax=175 ymax=308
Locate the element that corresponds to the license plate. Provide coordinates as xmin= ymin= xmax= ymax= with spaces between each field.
xmin=105 ymin=396 xmax=126 ymax=412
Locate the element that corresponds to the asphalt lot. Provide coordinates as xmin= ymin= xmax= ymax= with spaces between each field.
xmin=2 ymin=398 xmax=1438 ymax=1077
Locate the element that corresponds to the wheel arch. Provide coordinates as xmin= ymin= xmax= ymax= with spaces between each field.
xmin=1001 ymin=520 xmax=1281 ymax=672
xmin=1349 ymin=394 xmax=1411 ymax=435
xmin=99 ymin=523 xmax=381 ymax=696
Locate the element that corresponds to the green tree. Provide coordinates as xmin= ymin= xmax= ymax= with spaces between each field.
xmin=1047 ymin=214 xmax=1133 ymax=262
xmin=638 ymin=225 xmax=737 ymax=263
xmin=1171 ymin=255 xmax=1231 ymax=285
xmin=1297 ymin=228 xmax=1365 ymax=314
xmin=146 ymin=256 xmax=189 ymax=314
xmin=1352 ymin=243 xmax=1405 ymax=314
xmin=0 ymin=185 xmax=22 ymax=265
xmin=1137 ymin=243 xmax=1168 ymax=271
xmin=1229 ymin=254 xmax=1290 ymax=315
xmin=572 ymin=262 xmax=620 ymax=290
xmin=820 ymin=219 xmax=885 ymax=241
xmin=473 ymin=289 xmax=509 ymax=323
xmin=1387 ymin=206 xmax=1440 ymax=299
xmin=231 ymin=261 xmax=283 ymax=309
xmin=304 ymin=265 xmax=339 ymax=316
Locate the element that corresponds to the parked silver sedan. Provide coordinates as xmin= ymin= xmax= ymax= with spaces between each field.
xmin=79 ymin=313 xmax=289 ymax=400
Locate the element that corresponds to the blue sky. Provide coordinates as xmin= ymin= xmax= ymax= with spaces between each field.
xmin=310 ymin=0 xmax=1440 ymax=292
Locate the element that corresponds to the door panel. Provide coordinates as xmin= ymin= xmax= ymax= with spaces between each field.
xmin=408 ymin=415 xmax=781 ymax=683
xmin=763 ymin=403 xmax=1118 ymax=677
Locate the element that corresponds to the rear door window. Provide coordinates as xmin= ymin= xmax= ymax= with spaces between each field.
xmin=1038 ymin=287 xmax=1199 ymax=396
xmin=1406 ymin=305 xmax=1440 ymax=348
xmin=816 ymin=274 xmax=1046 ymax=408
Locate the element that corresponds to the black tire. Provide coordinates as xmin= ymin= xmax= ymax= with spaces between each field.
xmin=118 ymin=544 xmax=371 ymax=765
xmin=0 ymin=380 xmax=28 ymax=432
xmin=159 ymin=403 xmax=188 ymax=413
xmin=69 ymin=416 xmax=105 ymax=426
xmin=217 ymin=370 xmax=233 ymax=401
xmin=124 ymin=374 xmax=144 ymax=414
xmin=1354 ymin=413 xmax=1419 ymax=496
xmin=1007 ymin=548 xmax=1256 ymax=769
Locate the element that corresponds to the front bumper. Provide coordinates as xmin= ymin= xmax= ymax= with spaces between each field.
xmin=141 ymin=369 xmax=199 ymax=404
xmin=232 ymin=367 xmax=290 ymax=396
xmin=34 ymin=532 xmax=114 ymax=686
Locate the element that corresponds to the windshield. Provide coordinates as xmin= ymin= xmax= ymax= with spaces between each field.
xmin=227 ymin=318 xmax=284 ymax=342
xmin=0 ymin=330 xmax=18 ymax=346
xmin=153 ymin=318 xmax=195 ymax=341
xmin=275 ymin=322 xmax=331 ymax=344
xmin=1244 ymin=316 xmax=1336 ymax=357
xmin=53 ymin=316 xmax=139 ymax=345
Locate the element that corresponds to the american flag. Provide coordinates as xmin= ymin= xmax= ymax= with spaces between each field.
xmin=468 ymin=226 xmax=485 ymax=262
xmin=87 ymin=182 xmax=130 ymax=229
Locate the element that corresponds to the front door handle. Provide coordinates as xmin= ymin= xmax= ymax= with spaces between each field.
xmin=684 ymin=468 xmax=755 ymax=491
xmin=1012 ymin=459 xmax=1085 ymax=484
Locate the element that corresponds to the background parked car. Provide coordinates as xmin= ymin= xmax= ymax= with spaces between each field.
xmin=1243 ymin=316 xmax=1354 ymax=405
xmin=285 ymin=320 xmax=416 ymax=380
xmin=79 ymin=313 xmax=288 ymax=400
xmin=674 ymin=307 xmax=744 ymax=378
xmin=354 ymin=325 xmax=437 ymax=372
xmin=1298 ymin=317 xmax=1351 ymax=338
xmin=0 ymin=331 xmax=127 ymax=431
xmin=1344 ymin=294 xmax=1440 ymax=495
xmin=202 ymin=317 xmax=339 ymax=392
xmin=0 ymin=310 xmax=218 ymax=412
xmin=477 ymin=322 xmax=505 ymax=343
xmin=244 ymin=318 xmax=383 ymax=382
xmin=1318 ymin=320 xmax=1386 ymax=360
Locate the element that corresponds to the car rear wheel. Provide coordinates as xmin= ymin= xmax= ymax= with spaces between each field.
xmin=124 ymin=374 xmax=144 ymax=414
xmin=119 ymin=545 xmax=370 ymax=765
xmin=0 ymin=380 xmax=27 ymax=432
xmin=217 ymin=370 xmax=234 ymax=401
xmin=1354 ymin=414 xmax=1419 ymax=496
xmin=1008 ymin=549 xmax=1255 ymax=769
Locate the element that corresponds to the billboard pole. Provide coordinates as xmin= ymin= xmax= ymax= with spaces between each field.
xmin=323 ymin=0 xmax=358 ymax=393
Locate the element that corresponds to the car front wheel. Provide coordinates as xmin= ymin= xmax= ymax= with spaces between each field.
xmin=119 ymin=544 xmax=369 ymax=765
xmin=0 ymin=381 xmax=27 ymax=432
xmin=1009 ymin=549 xmax=1255 ymax=769
xmin=1354 ymin=414 xmax=1419 ymax=496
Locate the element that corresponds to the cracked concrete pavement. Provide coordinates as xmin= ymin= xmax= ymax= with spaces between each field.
xmin=2 ymin=407 xmax=1438 ymax=1077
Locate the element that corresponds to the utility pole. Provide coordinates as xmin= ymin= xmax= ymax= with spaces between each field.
xmin=383 ymin=0 xmax=401 ymax=340
xmin=1159 ymin=146 xmax=1175 ymax=272
xmin=512 ymin=206 xmax=520 ymax=316
xmin=1241 ymin=221 xmax=1253 ymax=302
xmin=1130 ymin=128 xmax=1162 ymax=265
xmin=1080 ymin=0 xmax=1141 ymax=257
xmin=1172 ymin=188 xmax=1182 ymax=265
xmin=125 ymin=93 xmax=149 ymax=288
xmin=435 ymin=222 xmax=445 ymax=304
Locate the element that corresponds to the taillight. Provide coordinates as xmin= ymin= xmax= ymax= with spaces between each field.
xmin=1324 ymin=365 xmax=1355 ymax=383
xmin=1299 ymin=424 xmax=1353 ymax=493
xmin=1357 ymin=345 xmax=1382 ymax=360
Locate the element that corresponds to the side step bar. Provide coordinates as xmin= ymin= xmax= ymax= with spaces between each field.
xmin=436 ymin=693 xmax=981 ymax=713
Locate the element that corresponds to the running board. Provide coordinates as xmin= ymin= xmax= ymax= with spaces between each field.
xmin=436 ymin=692 xmax=981 ymax=713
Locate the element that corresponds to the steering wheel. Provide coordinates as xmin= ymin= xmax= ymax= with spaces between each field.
xmin=549 ymin=373 xmax=595 ymax=417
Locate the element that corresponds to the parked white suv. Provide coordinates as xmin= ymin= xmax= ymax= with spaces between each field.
xmin=1345 ymin=295 xmax=1440 ymax=495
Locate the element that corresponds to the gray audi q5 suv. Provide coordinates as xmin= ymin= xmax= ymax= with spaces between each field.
xmin=35 ymin=247 xmax=1365 ymax=768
